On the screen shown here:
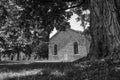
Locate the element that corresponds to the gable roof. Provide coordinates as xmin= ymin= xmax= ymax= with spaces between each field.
xmin=50 ymin=28 xmax=83 ymax=40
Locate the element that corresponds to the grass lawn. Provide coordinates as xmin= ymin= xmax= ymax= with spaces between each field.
xmin=0 ymin=59 xmax=120 ymax=80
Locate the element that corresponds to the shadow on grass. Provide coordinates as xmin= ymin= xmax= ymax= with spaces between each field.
xmin=1 ymin=60 xmax=120 ymax=80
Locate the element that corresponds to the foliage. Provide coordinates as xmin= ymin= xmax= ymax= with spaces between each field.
xmin=16 ymin=0 xmax=90 ymax=32
xmin=0 ymin=0 xmax=23 ymax=60
xmin=0 ymin=0 xmax=44 ymax=60
xmin=0 ymin=0 xmax=90 ymax=60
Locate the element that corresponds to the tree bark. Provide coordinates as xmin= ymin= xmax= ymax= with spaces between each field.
xmin=88 ymin=0 xmax=120 ymax=60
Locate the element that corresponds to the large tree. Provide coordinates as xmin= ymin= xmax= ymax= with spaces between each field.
xmin=87 ymin=0 xmax=120 ymax=60
xmin=0 ymin=0 xmax=23 ymax=60
xmin=0 ymin=0 xmax=44 ymax=60
xmin=67 ymin=0 xmax=120 ymax=60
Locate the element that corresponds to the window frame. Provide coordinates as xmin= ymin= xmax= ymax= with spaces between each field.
xmin=54 ymin=44 xmax=57 ymax=55
xmin=74 ymin=42 xmax=78 ymax=54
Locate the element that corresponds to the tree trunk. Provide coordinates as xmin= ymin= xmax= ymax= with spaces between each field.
xmin=88 ymin=0 xmax=120 ymax=60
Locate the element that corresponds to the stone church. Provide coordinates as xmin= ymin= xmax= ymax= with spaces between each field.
xmin=49 ymin=28 xmax=91 ymax=62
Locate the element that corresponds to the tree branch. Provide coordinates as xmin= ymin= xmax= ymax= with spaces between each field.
xmin=60 ymin=0 xmax=85 ymax=11
xmin=66 ymin=0 xmax=85 ymax=10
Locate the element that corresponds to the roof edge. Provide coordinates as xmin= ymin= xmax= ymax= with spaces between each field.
xmin=49 ymin=28 xmax=83 ymax=41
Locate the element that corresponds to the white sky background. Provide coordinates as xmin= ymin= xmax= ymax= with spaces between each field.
xmin=50 ymin=10 xmax=90 ymax=38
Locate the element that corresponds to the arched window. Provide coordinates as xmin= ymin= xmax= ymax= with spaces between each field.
xmin=54 ymin=44 xmax=57 ymax=55
xmin=74 ymin=42 xmax=78 ymax=54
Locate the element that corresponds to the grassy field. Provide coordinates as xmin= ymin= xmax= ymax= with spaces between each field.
xmin=0 ymin=59 xmax=120 ymax=80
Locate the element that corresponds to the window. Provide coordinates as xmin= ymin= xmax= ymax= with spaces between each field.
xmin=54 ymin=44 xmax=57 ymax=55
xmin=74 ymin=42 xmax=78 ymax=54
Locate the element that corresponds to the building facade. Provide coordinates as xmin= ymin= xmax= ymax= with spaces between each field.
xmin=49 ymin=28 xmax=91 ymax=62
